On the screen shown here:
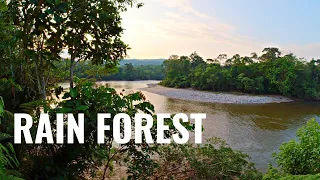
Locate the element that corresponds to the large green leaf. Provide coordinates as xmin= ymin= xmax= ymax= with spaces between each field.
xmin=58 ymin=107 xmax=73 ymax=113
xmin=0 ymin=96 xmax=4 ymax=117
xmin=69 ymin=88 xmax=78 ymax=98
xmin=75 ymin=105 xmax=89 ymax=111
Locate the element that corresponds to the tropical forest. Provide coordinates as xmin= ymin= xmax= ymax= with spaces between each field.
xmin=0 ymin=0 xmax=320 ymax=180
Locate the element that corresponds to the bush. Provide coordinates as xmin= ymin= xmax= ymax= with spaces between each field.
xmin=280 ymin=174 xmax=320 ymax=180
xmin=15 ymin=79 xmax=195 ymax=179
xmin=264 ymin=119 xmax=320 ymax=179
xmin=0 ymin=96 xmax=23 ymax=179
xmin=154 ymin=138 xmax=262 ymax=180
xmin=273 ymin=119 xmax=320 ymax=175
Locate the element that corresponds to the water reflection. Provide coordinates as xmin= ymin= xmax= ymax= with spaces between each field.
xmin=102 ymin=80 xmax=320 ymax=172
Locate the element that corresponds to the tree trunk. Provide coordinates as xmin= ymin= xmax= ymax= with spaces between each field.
xmin=39 ymin=51 xmax=46 ymax=100
xmin=41 ymin=76 xmax=46 ymax=100
xmin=70 ymin=58 xmax=75 ymax=88
xmin=34 ymin=62 xmax=41 ymax=93
xmin=10 ymin=64 xmax=14 ymax=79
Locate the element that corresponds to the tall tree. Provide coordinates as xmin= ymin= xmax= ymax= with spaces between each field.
xmin=190 ymin=51 xmax=205 ymax=69
xmin=260 ymin=47 xmax=282 ymax=62
xmin=7 ymin=0 xmax=66 ymax=99
xmin=60 ymin=0 xmax=142 ymax=88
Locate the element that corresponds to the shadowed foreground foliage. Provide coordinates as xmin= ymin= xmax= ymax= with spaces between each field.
xmin=0 ymin=80 xmax=264 ymax=180
xmin=154 ymin=138 xmax=262 ymax=180
xmin=1 ymin=0 xmax=320 ymax=179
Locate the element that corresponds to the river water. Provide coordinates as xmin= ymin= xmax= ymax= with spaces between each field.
xmin=99 ymin=80 xmax=320 ymax=172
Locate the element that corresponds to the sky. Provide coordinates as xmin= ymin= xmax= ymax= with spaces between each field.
xmin=121 ymin=0 xmax=320 ymax=60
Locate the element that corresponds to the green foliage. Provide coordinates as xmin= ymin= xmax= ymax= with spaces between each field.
xmin=161 ymin=48 xmax=320 ymax=100
xmin=155 ymin=138 xmax=262 ymax=180
xmin=0 ymin=96 xmax=14 ymax=143
xmin=263 ymin=165 xmax=285 ymax=180
xmin=279 ymin=174 xmax=320 ymax=180
xmin=56 ymin=60 xmax=164 ymax=81
xmin=7 ymin=0 xmax=68 ymax=99
xmin=56 ymin=0 xmax=141 ymax=87
xmin=0 ymin=97 xmax=4 ymax=117
xmin=0 ymin=143 xmax=19 ymax=171
xmin=3 ymin=0 xmax=320 ymax=178
xmin=263 ymin=119 xmax=320 ymax=179
xmin=17 ymin=78 xmax=194 ymax=179
xmin=103 ymin=63 xmax=164 ymax=81
xmin=0 ymin=97 xmax=22 ymax=179
xmin=273 ymin=119 xmax=320 ymax=175
xmin=1 ymin=0 xmax=142 ymax=101
xmin=160 ymin=55 xmax=191 ymax=88
xmin=264 ymin=166 xmax=320 ymax=180
xmin=0 ymin=143 xmax=23 ymax=180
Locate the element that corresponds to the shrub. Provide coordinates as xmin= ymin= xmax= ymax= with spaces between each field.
xmin=280 ymin=173 xmax=320 ymax=180
xmin=273 ymin=119 xmax=320 ymax=175
xmin=0 ymin=96 xmax=23 ymax=179
xmin=154 ymin=138 xmax=262 ymax=180
xmin=264 ymin=119 xmax=320 ymax=179
xmin=16 ymin=79 xmax=194 ymax=179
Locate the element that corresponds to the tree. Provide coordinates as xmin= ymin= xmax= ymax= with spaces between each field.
xmin=161 ymin=49 xmax=320 ymax=100
xmin=265 ymin=55 xmax=297 ymax=96
xmin=123 ymin=63 xmax=135 ymax=80
xmin=6 ymin=0 xmax=143 ymax=95
xmin=161 ymin=55 xmax=191 ymax=88
xmin=190 ymin=52 xmax=205 ymax=69
xmin=230 ymin=54 xmax=242 ymax=65
xmin=14 ymin=79 xmax=195 ymax=179
xmin=7 ymin=0 xmax=66 ymax=99
xmin=260 ymin=47 xmax=282 ymax=62
xmin=251 ymin=52 xmax=258 ymax=60
xmin=242 ymin=56 xmax=254 ymax=65
xmin=217 ymin=54 xmax=227 ymax=63
xmin=60 ymin=0 xmax=142 ymax=88
xmin=203 ymin=64 xmax=222 ymax=91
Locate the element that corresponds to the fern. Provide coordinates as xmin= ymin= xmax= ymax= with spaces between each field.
xmin=0 ymin=96 xmax=4 ymax=117
xmin=0 ymin=143 xmax=19 ymax=169
xmin=0 ymin=96 xmax=24 ymax=179
xmin=0 ymin=143 xmax=23 ymax=179
xmin=0 ymin=96 xmax=14 ymax=140
xmin=0 ymin=132 xmax=12 ymax=142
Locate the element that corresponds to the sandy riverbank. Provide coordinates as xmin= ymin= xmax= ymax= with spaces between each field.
xmin=140 ymin=84 xmax=293 ymax=104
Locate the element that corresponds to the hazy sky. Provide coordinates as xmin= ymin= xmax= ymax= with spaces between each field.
xmin=121 ymin=0 xmax=320 ymax=60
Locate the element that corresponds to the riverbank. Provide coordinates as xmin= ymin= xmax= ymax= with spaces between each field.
xmin=140 ymin=84 xmax=293 ymax=104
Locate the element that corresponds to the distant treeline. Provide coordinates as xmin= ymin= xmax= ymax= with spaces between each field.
xmin=56 ymin=61 xmax=164 ymax=81
xmin=120 ymin=59 xmax=164 ymax=66
xmin=102 ymin=63 xmax=164 ymax=81
xmin=160 ymin=48 xmax=320 ymax=100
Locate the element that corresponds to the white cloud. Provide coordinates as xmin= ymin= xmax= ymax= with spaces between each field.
xmin=121 ymin=0 xmax=319 ymax=60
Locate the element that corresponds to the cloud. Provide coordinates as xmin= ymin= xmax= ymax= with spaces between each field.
xmin=121 ymin=0 xmax=319 ymax=60
xmin=155 ymin=0 xmax=211 ymax=19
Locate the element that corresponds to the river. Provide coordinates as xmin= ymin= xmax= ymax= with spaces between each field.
xmin=99 ymin=80 xmax=320 ymax=172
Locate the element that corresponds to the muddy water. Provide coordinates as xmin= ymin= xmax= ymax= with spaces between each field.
xmin=100 ymin=80 xmax=320 ymax=172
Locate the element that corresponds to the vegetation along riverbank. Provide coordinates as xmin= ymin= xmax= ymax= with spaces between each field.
xmin=160 ymin=50 xmax=320 ymax=101
xmin=141 ymin=84 xmax=293 ymax=104
xmin=0 ymin=0 xmax=320 ymax=179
